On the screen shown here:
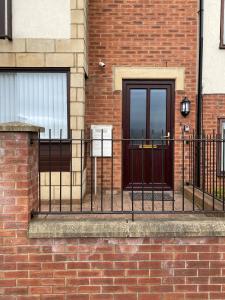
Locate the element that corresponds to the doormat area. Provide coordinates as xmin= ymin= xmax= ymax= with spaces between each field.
xmin=129 ymin=192 xmax=174 ymax=201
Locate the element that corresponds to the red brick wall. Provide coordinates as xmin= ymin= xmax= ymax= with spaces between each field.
xmin=1 ymin=131 xmax=225 ymax=299
xmin=2 ymin=235 xmax=225 ymax=299
xmin=203 ymin=95 xmax=225 ymax=134
xmin=0 ymin=132 xmax=38 ymax=225
xmin=86 ymin=0 xmax=198 ymax=190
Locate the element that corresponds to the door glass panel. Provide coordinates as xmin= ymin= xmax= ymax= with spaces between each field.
xmin=130 ymin=89 xmax=146 ymax=144
xmin=150 ymin=89 xmax=167 ymax=143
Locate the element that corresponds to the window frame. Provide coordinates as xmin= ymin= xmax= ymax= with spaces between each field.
xmin=220 ymin=0 xmax=225 ymax=48
xmin=0 ymin=67 xmax=71 ymax=139
xmin=217 ymin=118 xmax=225 ymax=176
xmin=0 ymin=67 xmax=71 ymax=171
xmin=0 ymin=0 xmax=12 ymax=40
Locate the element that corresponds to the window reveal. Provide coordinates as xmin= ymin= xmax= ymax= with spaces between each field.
xmin=0 ymin=0 xmax=12 ymax=40
xmin=220 ymin=0 xmax=225 ymax=48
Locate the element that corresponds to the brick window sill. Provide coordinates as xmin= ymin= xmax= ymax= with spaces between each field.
xmin=28 ymin=217 xmax=225 ymax=238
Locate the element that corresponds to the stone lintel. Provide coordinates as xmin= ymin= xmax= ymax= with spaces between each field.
xmin=113 ymin=66 xmax=185 ymax=91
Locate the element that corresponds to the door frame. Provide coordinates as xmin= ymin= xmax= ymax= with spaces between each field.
xmin=122 ymin=79 xmax=176 ymax=190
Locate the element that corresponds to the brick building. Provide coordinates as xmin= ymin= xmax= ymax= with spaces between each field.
xmin=0 ymin=0 xmax=88 ymax=202
xmin=2 ymin=1 xmax=225 ymax=300
xmin=86 ymin=0 xmax=197 ymax=191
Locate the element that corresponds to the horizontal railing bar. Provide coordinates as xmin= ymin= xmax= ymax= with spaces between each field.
xmin=33 ymin=210 xmax=225 ymax=215
xmin=33 ymin=138 xmax=225 ymax=142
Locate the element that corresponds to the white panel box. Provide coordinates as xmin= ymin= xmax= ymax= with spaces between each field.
xmin=91 ymin=125 xmax=113 ymax=157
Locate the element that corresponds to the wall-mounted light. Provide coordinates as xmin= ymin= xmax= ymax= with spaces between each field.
xmin=99 ymin=61 xmax=106 ymax=68
xmin=180 ymin=97 xmax=191 ymax=117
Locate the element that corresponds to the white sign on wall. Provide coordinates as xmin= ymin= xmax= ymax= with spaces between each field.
xmin=91 ymin=125 xmax=113 ymax=157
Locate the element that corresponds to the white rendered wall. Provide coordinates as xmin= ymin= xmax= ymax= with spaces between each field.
xmin=203 ymin=0 xmax=225 ymax=94
xmin=12 ymin=0 xmax=71 ymax=39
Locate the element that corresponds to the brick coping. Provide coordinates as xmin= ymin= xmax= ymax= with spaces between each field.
xmin=0 ymin=121 xmax=44 ymax=132
xmin=28 ymin=217 xmax=225 ymax=238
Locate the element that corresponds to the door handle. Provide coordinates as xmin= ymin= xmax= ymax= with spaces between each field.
xmin=163 ymin=132 xmax=170 ymax=138
xmin=163 ymin=132 xmax=170 ymax=146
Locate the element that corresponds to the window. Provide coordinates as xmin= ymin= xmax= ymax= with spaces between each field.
xmin=0 ymin=70 xmax=69 ymax=139
xmin=0 ymin=69 xmax=70 ymax=171
xmin=221 ymin=0 xmax=225 ymax=48
xmin=0 ymin=0 xmax=12 ymax=40
xmin=218 ymin=118 xmax=225 ymax=175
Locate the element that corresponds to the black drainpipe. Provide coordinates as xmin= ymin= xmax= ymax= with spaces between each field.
xmin=196 ymin=0 xmax=204 ymax=187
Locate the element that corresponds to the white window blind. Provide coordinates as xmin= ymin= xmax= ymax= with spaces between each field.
xmin=0 ymin=72 xmax=68 ymax=139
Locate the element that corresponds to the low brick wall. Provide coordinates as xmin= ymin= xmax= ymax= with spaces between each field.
xmin=2 ymin=128 xmax=225 ymax=300
xmin=0 ymin=130 xmax=39 ymax=225
xmin=1 ymin=235 xmax=225 ymax=299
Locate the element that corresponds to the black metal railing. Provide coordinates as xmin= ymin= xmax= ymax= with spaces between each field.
xmin=188 ymin=132 xmax=225 ymax=212
xmin=32 ymin=130 xmax=225 ymax=218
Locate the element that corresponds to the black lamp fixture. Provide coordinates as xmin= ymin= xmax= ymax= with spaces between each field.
xmin=180 ymin=96 xmax=191 ymax=117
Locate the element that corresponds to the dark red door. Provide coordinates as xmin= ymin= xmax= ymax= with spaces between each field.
xmin=123 ymin=80 xmax=174 ymax=190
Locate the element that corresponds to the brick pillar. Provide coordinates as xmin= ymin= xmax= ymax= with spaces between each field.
xmin=0 ymin=123 xmax=43 ymax=232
